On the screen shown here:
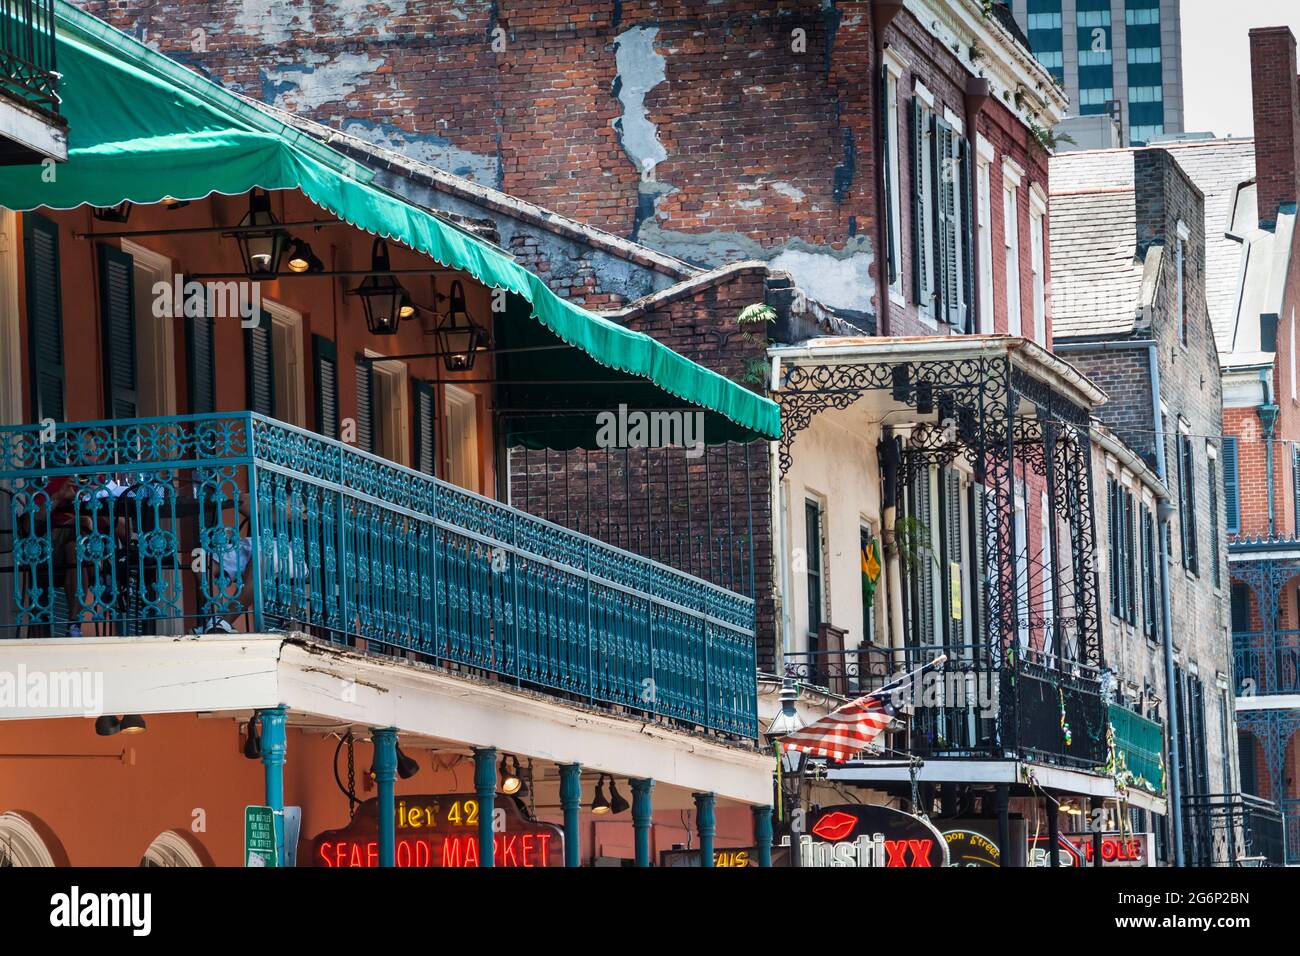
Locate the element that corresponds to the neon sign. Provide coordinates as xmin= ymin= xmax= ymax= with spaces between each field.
xmin=310 ymin=794 xmax=564 ymax=868
xmin=778 ymin=805 xmax=950 ymax=867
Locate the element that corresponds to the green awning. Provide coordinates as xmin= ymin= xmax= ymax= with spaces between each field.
xmin=0 ymin=1 xmax=779 ymax=442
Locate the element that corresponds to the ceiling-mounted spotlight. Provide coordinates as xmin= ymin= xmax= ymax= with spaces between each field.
xmin=92 ymin=201 xmax=132 ymax=223
xmin=499 ymin=754 xmax=522 ymax=795
xmin=608 ymin=778 xmax=630 ymax=815
xmin=94 ymin=715 xmax=121 ymax=737
xmin=119 ymin=714 xmax=147 ymax=735
xmin=161 ymin=196 xmax=190 ymax=210
xmin=243 ymin=715 xmax=261 ymax=760
xmin=395 ymin=744 xmax=420 ymax=780
xmin=285 ymin=236 xmax=324 ymax=274
xmin=591 ymin=774 xmax=611 ymax=814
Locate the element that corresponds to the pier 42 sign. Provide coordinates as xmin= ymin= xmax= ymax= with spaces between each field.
xmin=781 ymin=805 xmax=950 ymax=867
xmin=311 ymin=794 xmax=563 ymax=868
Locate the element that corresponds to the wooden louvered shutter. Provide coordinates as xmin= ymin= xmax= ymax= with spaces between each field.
xmin=959 ymin=136 xmax=974 ymax=332
xmin=244 ymin=311 xmax=274 ymax=417
xmin=942 ymin=468 xmax=964 ymax=644
xmin=98 ymin=244 xmax=138 ymax=419
xmin=24 ymin=214 xmax=64 ymax=422
xmin=353 ymin=355 xmax=374 ymax=454
xmin=971 ymin=483 xmax=987 ymax=641
xmin=881 ymin=65 xmax=897 ymax=286
xmin=312 ymin=335 xmax=338 ymax=439
xmin=1222 ymin=436 xmax=1239 ymax=533
xmin=186 ymin=306 xmax=216 ymax=415
xmin=934 ymin=118 xmax=957 ymax=326
xmin=911 ymin=97 xmax=927 ymax=305
xmin=413 ymin=378 xmax=436 ymax=475
xmin=914 ymin=465 xmax=935 ymax=644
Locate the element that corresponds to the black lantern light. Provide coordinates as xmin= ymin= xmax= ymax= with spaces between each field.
xmin=234 ymin=189 xmax=288 ymax=277
xmin=353 ymin=238 xmax=408 ymax=335
xmin=432 ymin=280 xmax=489 ymax=371
xmin=92 ymin=201 xmax=132 ymax=223
xmin=591 ymin=775 xmax=612 ymax=814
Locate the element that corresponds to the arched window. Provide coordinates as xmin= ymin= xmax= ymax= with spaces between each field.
xmin=0 ymin=811 xmax=57 ymax=867
xmin=140 ymin=830 xmax=207 ymax=867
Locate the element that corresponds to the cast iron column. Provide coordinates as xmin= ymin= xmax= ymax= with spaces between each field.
xmin=753 ymin=805 xmax=773 ymax=868
xmin=473 ymin=746 xmax=497 ymax=867
xmin=1091 ymin=797 xmax=1104 ymax=868
xmin=559 ymin=763 xmax=582 ymax=867
xmin=371 ymin=727 xmax=398 ymax=867
xmin=257 ymin=705 xmax=287 ymax=864
xmin=995 ymin=784 xmax=1011 ymax=867
xmin=631 ymin=778 xmax=654 ymax=867
xmin=1046 ymin=794 xmax=1060 ymax=868
xmin=694 ymin=792 xmax=716 ymax=867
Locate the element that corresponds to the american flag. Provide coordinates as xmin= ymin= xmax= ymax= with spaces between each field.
xmin=780 ymin=656 xmax=947 ymax=762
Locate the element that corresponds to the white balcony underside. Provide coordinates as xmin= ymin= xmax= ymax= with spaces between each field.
xmin=827 ymin=759 xmax=1167 ymax=814
xmin=0 ymin=96 xmax=66 ymax=162
xmin=0 ymin=633 xmax=772 ymax=805
xmin=1236 ymin=694 xmax=1300 ymax=712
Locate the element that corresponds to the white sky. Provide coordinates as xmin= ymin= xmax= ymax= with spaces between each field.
xmin=1181 ymin=0 xmax=1300 ymax=138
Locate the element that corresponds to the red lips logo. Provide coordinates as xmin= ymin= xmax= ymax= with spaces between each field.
xmin=811 ymin=811 xmax=858 ymax=842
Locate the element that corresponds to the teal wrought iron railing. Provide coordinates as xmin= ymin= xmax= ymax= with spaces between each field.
xmin=0 ymin=413 xmax=758 ymax=739
xmin=1232 ymin=629 xmax=1300 ymax=696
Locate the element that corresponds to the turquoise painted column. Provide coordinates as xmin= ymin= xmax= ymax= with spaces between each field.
xmin=694 ymin=792 xmax=716 ymax=868
xmin=371 ymin=727 xmax=398 ymax=868
xmin=558 ymin=763 xmax=582 ymax=868
xmin=631 ymin=778 xmax=654 ymax=867
xmin=258 ymin=705 xmax=287 ymax=864
xmin=752 ymin=805 xmax=773 ymax=867
xmin=473 ymin=747 xmax=497 ymax=867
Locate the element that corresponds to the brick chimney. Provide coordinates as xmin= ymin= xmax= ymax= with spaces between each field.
xmin=1250 ymin=27 xmax=1300 ymax=226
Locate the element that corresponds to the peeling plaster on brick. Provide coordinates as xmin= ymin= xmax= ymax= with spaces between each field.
xmin=339 ymin=120 xmax=500 ymax=185
xmin=635 ymin=221 xmax=874 ymax=316
xmin=230 ymin=0 xmax=311 ymax=46
xmin=738 ymin=179 xmax=808 ymax=204
xmin=261 ymin=51 xmax=388 ymax=113
xmin=612 ymin=25 xmax=670 ymax=237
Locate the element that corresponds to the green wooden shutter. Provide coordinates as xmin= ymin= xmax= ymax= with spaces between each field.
xmin=934 ymin=118 xmax=959 ymax=326
xmin=959 ymin=136 xmax=975 ymax=332
xmin=881 ymin=65 xmax=897 ymax=286
xmin=244 ymin=310 xmax=275 ymax=417
xmin=353 ymin=355 xmax=374 ymax=454
xmin=971 ymin=482 xmax=987 ymax=641
xmin=914 ymin=465 xmax=934 ymax=644
xmin=312 ymin=335 xmax=338 ymax=439
xmin=910 ymin=97 xmax=927 ymax=305
xmin=413 ymin=378 xmax=436 ymax=475
xmin=98 ymin=244 xmax=138 ymax=419
xmin=1222 ymin=436 xmax=1239 ymax=533
xmin=186 ymin=311 xmax=216 ymax=414
xmin=942 ymin=467 xmax=964 ymax=644
xmin=24 ymin=214 xmax=64 ymax=422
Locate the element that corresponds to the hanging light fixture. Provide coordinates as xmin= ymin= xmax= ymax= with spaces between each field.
xmin=94 ymin=715 xmax=121 ymax=737
xmin=92 ymin=201 xmax=132 ymax=223
xmin=233 ymin=188 xmax=288 ymax=278
xmin=399 ymin=292 xmax=417 ymax=321
xmin=431 ymin=280 xmax=490 ymax=371
xmin=608 ymin=778 xmax=630 ymax=815
xmin=161 ymin=196 xmax=190 ymax=210
xmin=243 ymin=715 xmax=261 ymax=759
xmin=591 ymin=775 xmax=611 ymax=814
xmin=285 ymin=237 xmax=324 ymax=274
xmin=352 ymin=238 xmax=408 ymax=335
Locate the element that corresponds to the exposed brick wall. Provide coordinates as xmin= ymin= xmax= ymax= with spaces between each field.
xmin=1249 ymin=27 xmax=1300 ymax=225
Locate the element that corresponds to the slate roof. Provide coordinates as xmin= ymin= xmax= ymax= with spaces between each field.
xmin=1048 ymin=151 xmax=1143 ymax=339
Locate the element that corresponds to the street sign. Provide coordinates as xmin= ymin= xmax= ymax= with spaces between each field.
xmin=245 ymin=805 xmax=278 ymax=868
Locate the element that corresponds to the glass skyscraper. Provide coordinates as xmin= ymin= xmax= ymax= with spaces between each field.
xmin=1010 ymin=0 xmax=1183 ymax=145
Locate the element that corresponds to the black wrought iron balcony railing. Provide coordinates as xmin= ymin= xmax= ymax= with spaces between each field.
xmin=1233 ymin=630 xmax=1300 ymax=697
xmin=1184 ymin=793 xmax=1287 ymax=867
xmin=784 ymin=642 xmax=1109 ymax=771
xmin=0 ymin=0 xmax=58 ymax=114
xmin=0 ymin=414 xmax=759 ymax=740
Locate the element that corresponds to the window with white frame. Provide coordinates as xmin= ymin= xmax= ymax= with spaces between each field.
xmin=1003 ymin=163 xmax=1023 ymax=336
xmin=1029 ymin=188 xmax=1046 ymax=345
xmin=911 ymin=89 xmax=936 ymax=319
xmin=977 ymin=145 xmax=994 ymax=333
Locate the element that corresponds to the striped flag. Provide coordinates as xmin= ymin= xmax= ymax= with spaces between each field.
xmin=780 ymin=655 xmax=947 ymax=762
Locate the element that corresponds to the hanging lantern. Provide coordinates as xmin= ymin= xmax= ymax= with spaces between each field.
xmin=233 ymin=189 xmax=287 ymax=277
xmin=432 ymin=280 xmax=490 ymax=371
xmin=92 ymin=201 xmax=132 ymax=223
xmin=353 ymin=238 xmax=408 ymax=336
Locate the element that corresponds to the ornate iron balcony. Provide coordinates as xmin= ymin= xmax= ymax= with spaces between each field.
xmin=1232 ymin=629 xmax=1300 ymax=697
xmin=1183 ymin=793 xmax=1287 ymax=866
xmin=0 ymin=0 xmax=58 ymax=115
xmin=0 ymin=413 xmax=758 ymax=739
